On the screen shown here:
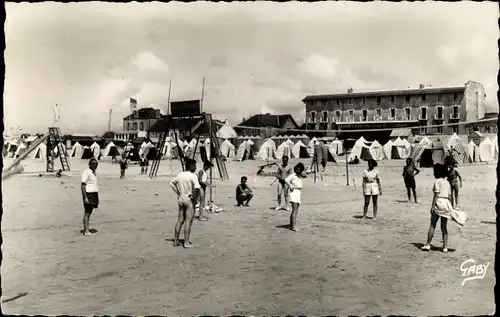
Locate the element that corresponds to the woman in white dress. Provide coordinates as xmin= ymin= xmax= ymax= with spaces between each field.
xmin=285 ymin=163 xmax=305 ymax=232
xmin=362 ymin=159 xmax=383 ymax=220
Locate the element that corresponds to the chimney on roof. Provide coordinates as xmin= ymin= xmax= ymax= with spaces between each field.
xmin=347 ymin=88 xmax=353 ymax=93
xmin=419 ymin=84 xmax=425 ymax=89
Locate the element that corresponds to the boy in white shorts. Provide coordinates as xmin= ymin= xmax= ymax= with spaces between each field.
xmin=362 ymin=159 xmax=382 ymax=220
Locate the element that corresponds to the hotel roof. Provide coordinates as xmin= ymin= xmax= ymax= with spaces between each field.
xmin=302 ymin=85 xmax=466 ymax=102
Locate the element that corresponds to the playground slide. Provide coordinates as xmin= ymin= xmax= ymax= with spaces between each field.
xmin=4 ymin=133 xmax=49 ymax=171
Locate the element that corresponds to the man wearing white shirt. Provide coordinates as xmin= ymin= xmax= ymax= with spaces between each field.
xmin=81 ymin=158 xmax=99 ymax=236
xmin=196 ymin=160 xmax=214 ymax=221
xmin=170 ymin=158 xmax=201 ymax=248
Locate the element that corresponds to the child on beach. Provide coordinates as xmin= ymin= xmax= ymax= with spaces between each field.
xmin=402 ymin=157 xmax=420 ymax=203
xmin=236 ymin=176 xmax=254 ymax=207
xmin=421 ymin=164 xmax=454 ymax=253
xmin=275 ymin=155 xmax=292 ymax=211
xmin=170 ymin=158 xmax=200 ymax=248
xmin=196 ymin=161 xmax=214 ymax=221
xmin=140 ymin=154 xmax=148 ymax=175
xmin=362 ymin=159 xmax=382 ymax=220
xmin=284 ymin=163 xmax=305 ymax=232
xmin=81 ymin=158 xmax=99 ymax=236
xmin=447 ymin=164 xmax=463 ymax=209
xmin=119 ymin=154 xmax=128 ymax=179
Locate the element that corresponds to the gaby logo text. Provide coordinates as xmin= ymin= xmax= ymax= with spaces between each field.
xmin=460 ymin=259 xmax=489 ymax=287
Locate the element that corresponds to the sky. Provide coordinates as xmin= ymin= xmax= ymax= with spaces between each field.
xmin=4 ymin=2 xmax=499 ymax=134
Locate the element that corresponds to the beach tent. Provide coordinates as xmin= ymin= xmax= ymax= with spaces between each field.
xmin=257 ymin=138 xmax=277 ymax=161
xmin=308 ymin=137 xmax=319 ymax=148
xmin=220 ymin=139 xmax=236 ymax=158
xmin=70 ymin=142 xmax=84 ymax=158
xmin=90 ymin=142 xmax=101 ymax=159
xmin=348 ymin=137 xmax=371 ymax=161
xmin=492 ymin=136 xmax=498 ymax=160
xmin=321 ymin=143 xmax=336 ymax=162
xmin=163 ymin=140 xmax=179 ymax=159
xmin=382 ymin=140 xmax=393 ymax=160
xmin=236 ymin=140 xmax=254 ymax=161
xmin=275 ymin=139 xmax=294 ymax=159
xmin=445 ymin=133 xmax=468 ymax=164
xmin=81 ymin=146 xmax=95 ymax=159
xmin=410 ymin=137 xmax=431 ymax=162
xmin=292 ymin=140 xmax=311 ymax=158
xmin=102 ymin=141 xmax=120 ymax=158
xmin=32 ymin=142 xmax=47 ymax=160
xmin=391 ymin=137 xmax=410 ymax=159
xmin=14 ymin=141 xmax=28 ymax=158
xmin=216 ymin=121 xmax=238 ymax=139
xmin=329 ymin=139 xmax=343 ymax=156
xmin=478 ymin=137 xmax=494 ymax=162
xmin=369 ymin=140 xmax=386 ymax=161
xmin=468 ymin=141 xmax=479 ymax=163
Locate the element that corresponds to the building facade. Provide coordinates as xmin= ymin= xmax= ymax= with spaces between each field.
xmin=235 ymin=114 xmax=300 ymax=138
xmin=303 ymin=81 xmax=487 ymax=136
xmin=119 ymin=108 xmax=163 ymax=142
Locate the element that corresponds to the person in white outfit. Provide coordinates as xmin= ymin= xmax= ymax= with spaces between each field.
xmin=170 ymin=158 xmax=201 ymax=248
xmin=81 ymin=158 xmax=99 ymax=236
xmin=285 ymin=163 xmax=305 ymax=232
xmin=362 ymin=159 xmax=382 ymax=220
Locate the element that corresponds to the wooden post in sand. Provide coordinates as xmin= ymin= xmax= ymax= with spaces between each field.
xmin=344 ymin=140 xmax=349 ymax=186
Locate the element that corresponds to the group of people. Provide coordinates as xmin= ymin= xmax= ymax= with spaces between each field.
xmin=79 ymin=148 xmax=466 ymax=251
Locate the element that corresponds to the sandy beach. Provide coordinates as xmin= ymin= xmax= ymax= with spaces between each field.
xmin=1 ymin=157 xmax=496 ymax=315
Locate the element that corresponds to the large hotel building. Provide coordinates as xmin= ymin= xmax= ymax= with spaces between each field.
xmin=303 ymin=80 xmax=487 ymax=136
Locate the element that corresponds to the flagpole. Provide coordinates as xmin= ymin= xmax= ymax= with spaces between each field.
xmin=167 ymin=80 xmax=172 ymax=115
xmin=200 ymin=77 xmax=205 ymax=113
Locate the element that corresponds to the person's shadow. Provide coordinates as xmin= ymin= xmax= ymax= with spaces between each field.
xmin=79 ymin=229 xmax=98 ymax=234
xmin=353 ymin=215 xmax=373 ymax=219
xmin=276 ymin=224 xmax=291 ymax=230
xmin=411 ymin=243 xmax=456 ymax=252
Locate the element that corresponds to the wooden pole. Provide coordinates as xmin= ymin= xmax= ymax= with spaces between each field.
xmin=208 ymin=116 xmax=213 ymax=203
xmin=345 ymin=141 xmax=349 ymax=186
xmin=200 ymin=77 xmax=205 ymax=113
xmin=167 ymin=80 xmax=172 ymax=115
xmin=108 ymin=108 xmax=112 ymax=132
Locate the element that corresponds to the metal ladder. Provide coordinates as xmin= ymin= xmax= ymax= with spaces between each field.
xmin=48 ymin=127 xmax=70 ymax=172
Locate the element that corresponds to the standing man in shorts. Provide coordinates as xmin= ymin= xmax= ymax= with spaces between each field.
xmin=402 ymin=157 xmax=420 ymax=203
xmin=81 ymin=158 xmax=99 ymax=236
xmin=275 ymin=155 xmax=292 ymax=211
xmin=170 ymin=158 xmax=201 ymax=248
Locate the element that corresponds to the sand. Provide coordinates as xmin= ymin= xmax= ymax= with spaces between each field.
xmin=1 ymin=157 xmax=496 ymax=315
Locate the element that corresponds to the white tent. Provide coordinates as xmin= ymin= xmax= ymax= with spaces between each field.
xmin=369 ymin=140 xmax=386 ymax=161
xmin=220 ymin=139 xmax=236 ymax=158
xmin=70 ymin=142 xmax=84 ymax=158
xmin=392 ymin=137 xmax=410 ymax=159
xmin=257 ymin=138 xmax=277 ymax=160
xmin=468 ymin=140 xmax=480 ymax=163
xmin=14 ymin=141 xmax=28 ymax=158
xmin=236 ymin=140 xmax=253 ymax=161
xmin=382 ymin=140 xmax=393 ymax=159
xmin=410 ymin=137 xmax=433 ymax=162
xmin=329 ymin=139 xmax=343 ymax=156
xmin=216 ymin=121 xmax=238 ymax=139
xmin=292 ymin=140 xmax=310 ymax=158
xmin=102 ymin=141 xmax=120 ymax=158
xmin=348 ymin=137 xmax=370 ymax=161
xmin=492 ymin=135 xmax=498 ymax=160
xmin=308 ymin=137 xmax=319 ymax=148
xmin=275 ymin=139 xmax=294 ymax=159
xmin=163 ymin=140 xmax=179 ymax=159
xmin=445 ymin=133 xmax=468 ymax=164
xmin=478 ymin=137 xmax=494 ymax=162
xmin=204 ymin=138 xmax=211 ymax=160
xmin=90 ymin=142 xmax=101 ymax=159
xmin=32 ymin=142 xmax=47 ymax=160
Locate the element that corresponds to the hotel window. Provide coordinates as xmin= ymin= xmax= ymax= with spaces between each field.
xmin=348 ymin=98 xmax=352 ymax=105
xmin=452 ymin=125 xmax=458 ymax=134
xmin=310 ymin=111 xmax=317 ymax=123
xmin=322 ymin=100 xmax=327 ymax=106
xmin=436 ymin=126 xmax=443 ymax=134
xmin=422 ymin=94 xmax=427 ymax=102
xmin=437 ymin=93 xmax=442 ymax=102
xmin=376 ymin=108 xmax=382 ymax=118
xmin=139 ymin=122 xmax=144 ymax=130
xmin=485 ymin=126 xmax=491 ymax=133
xmin=348 ymin=110 xmax=354 ymax=118
xmin=420 ymin=107 xmax=427 ymax=120
xmin=132 ymin=122 xmax=137 ymax=130
xmin=362 ymin=97 xmax=366 ymax=104
xmin=336 ymin=100 xmax=340 ymax=105
xmin=453 ymin=92 xmax=458 ymax=101
xmin=362 ymin=109 xmax=368 ymax=121
xmin=405 ymin=95 xmax=411 ymax=103
xmin=437 ymin=106 xmax=443 ymax=119
xmin=451 ymin=106 xmax=459 ymax=119
xmin=390 ymin=108 xmax=396 ymax=119
xmin=376 ymin=96 xmax=381 ymax=105
xmin=405 ymin=107 xmax=411 ymax=119
xmin=390 ymin=96 xmax=395 ymax=103
xmin=322 ymin=111 xmax=328 ymax=122
xmin=127 ymin=122 xmax=130 ymax=131
xmin=335 ymin=110 xmax=341 ymax=120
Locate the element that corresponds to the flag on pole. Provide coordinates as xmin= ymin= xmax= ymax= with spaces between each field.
xmin=130 ymin=98 xmax=138 ymax=112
